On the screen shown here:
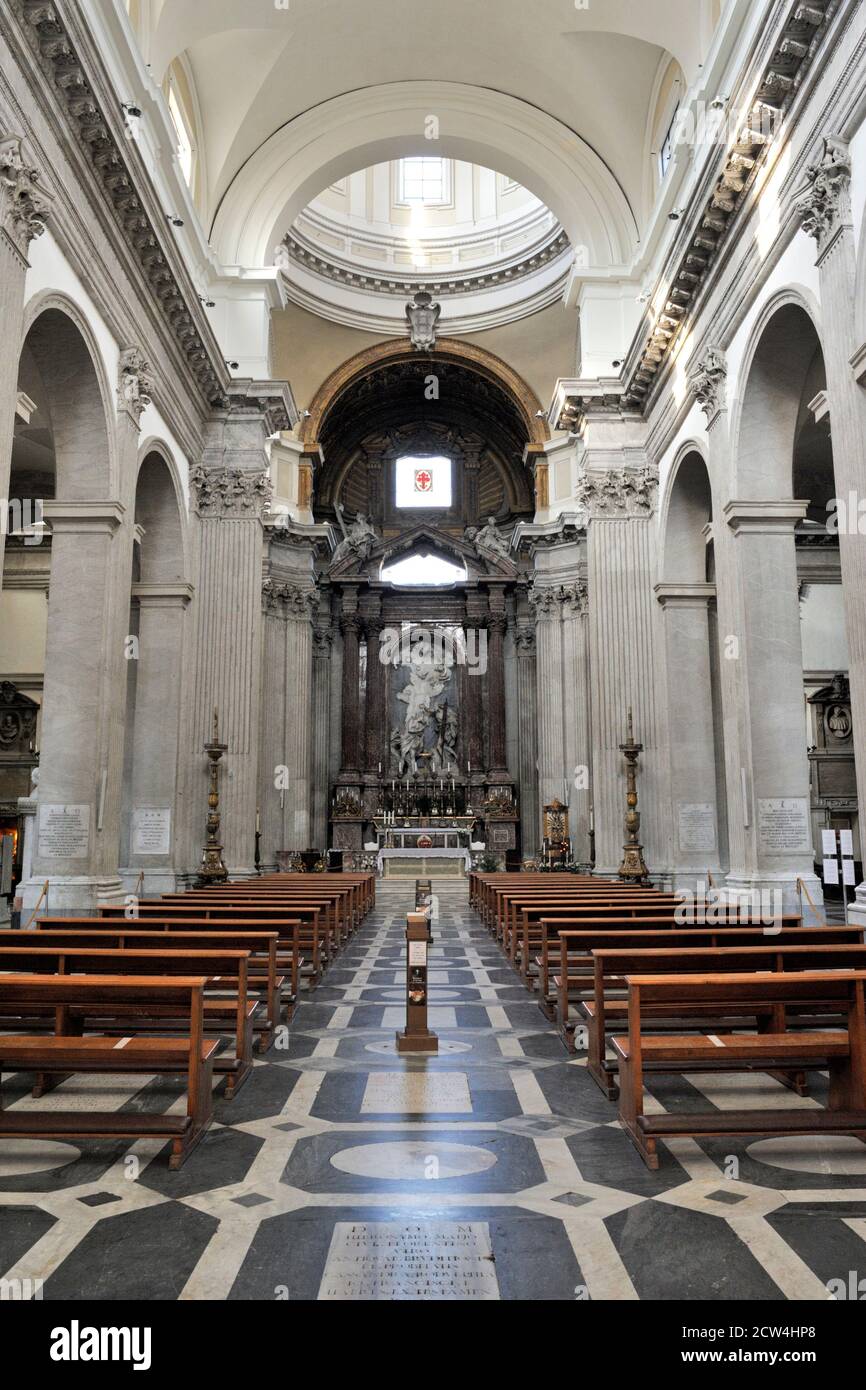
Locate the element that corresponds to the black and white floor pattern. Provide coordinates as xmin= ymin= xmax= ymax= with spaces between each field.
xmin=1 ymin=880 xmax=865 ymax=1300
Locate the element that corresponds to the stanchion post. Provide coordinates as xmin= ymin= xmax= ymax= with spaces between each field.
xmin=396 ymin=911 xmax=439 ymax=1054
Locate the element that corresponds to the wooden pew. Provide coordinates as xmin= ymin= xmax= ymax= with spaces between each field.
xmin=0 ymin=946 xmax=255 ymax=1095
xmin=28 ymin=927 xmax=284 ymax=1048
xmin=584 ymin=941 xmax=866 ymax=1097
xmin=549 ymin=924 xmax=864 ymax=1043
xmin=0 ymin=974 xmax=215 ymax=1169
xmin=510 ymin=899 xmax=686 ymax=969
xmin=97 ymin=905 xmax=317 ymax=987
xmin=536 ymin=910 xmax=804 ymax=1001
xmin=613 ymin=970 xmax=866 ymax=1169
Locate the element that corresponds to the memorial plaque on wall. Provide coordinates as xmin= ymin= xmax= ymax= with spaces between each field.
xmin=757 ymin=797 xmax=812 ymax=854
xmin=677 ymin=802 xmax=717 ymax=852
xmin=38 ymin=804 xmax=90 ymax=859
xmin=131 ymin=808 xmax=172 ymax=856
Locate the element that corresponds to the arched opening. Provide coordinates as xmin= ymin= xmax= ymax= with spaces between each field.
xmin=120 ymin=450 xmax=190 ymax=892
xmin=6 ymin=306 xmax=123 ymax=910
xmin=658 ymin=449 xmax=727 ymax=881
xmin=729 ymin=300 xmax=846 ymax=897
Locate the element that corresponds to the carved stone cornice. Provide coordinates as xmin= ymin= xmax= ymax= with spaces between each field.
xmin=687 ymin=346 xmax=727 ymax=423
xmin=0 ymin=133 xmax=51 ymax=259
xmin=13 ymin=0 xmax=227 ymax=407
xmin=262 ymin=579 xmax=318 ymax=622
xmin=190 ymin=466 xmax=272 ymax=519
xmin=217 ymin=382 xmax=296 ymax=436
xmin=795 ymin=136 xmax=852 ymax=256
xmin=577 ymin=465 xmax=659 ymax=518
xmin=618 ymin=0 xmax=833 ymax=413
xmin=117 ymin=347 xmax=154 ymax=426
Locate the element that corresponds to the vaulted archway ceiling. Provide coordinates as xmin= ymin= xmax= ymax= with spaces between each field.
xmin=139 ymin=1 xmax=715 ymax=258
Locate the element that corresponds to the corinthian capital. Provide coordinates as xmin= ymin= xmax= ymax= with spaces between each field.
xmin=0 ymin=135 xmax=52 ymax=257
xmin=190 ymin=465 xmax=272 ymax=518
xmin=795 ymin=136 xmax=852 ymax=255
xmin=687 ymin=346 xmax=727 ymax=423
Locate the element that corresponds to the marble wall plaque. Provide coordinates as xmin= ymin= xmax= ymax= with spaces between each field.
xmin=757 ymin=797 xmax=812 ymax=855
xmin=131 ymin=807 xmax=171 ymax=856
xmin=318 ymin=1221 xmax=499 ymax=1300
xmin=677 ymin=802 xmax=717 ymax=852
xmin=37 ymin=803 xmax=90 ymax=859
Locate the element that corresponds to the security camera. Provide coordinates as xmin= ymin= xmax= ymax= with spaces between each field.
xmin=122 ymin=103 xmax=142 ymax=119
xmin=166 ymin=213 xmax=184 ymax=228
xmin=225 ymin=360 xmax=240 ymax=371
xmin=199 ymin=295 xmax=216 ymax=309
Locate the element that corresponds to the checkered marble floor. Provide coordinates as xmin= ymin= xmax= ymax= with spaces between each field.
xmin=2 ymin=881 xmax=865 ymax=1300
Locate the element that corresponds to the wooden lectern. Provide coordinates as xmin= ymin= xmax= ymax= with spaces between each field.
xmin=396 ymin=912 xmax=439 ymax=1054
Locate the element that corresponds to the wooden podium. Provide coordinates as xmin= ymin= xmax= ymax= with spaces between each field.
xmin=396 ymin=912 xmax=439 ymax=1054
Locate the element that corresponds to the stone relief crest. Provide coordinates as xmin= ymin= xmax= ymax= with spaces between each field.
xmin=406 ymin=290 xmax=441 ymax=351
xmin=118 ymin=347 xmax=154 ymax=424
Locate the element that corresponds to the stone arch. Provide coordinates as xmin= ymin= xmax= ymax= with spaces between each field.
xmin=303 ymin=336 xmax=549 ymax=450
xmin=18 ymin=296 xmax=115 ymax=501
xmin=730 ymin=289 xmax=825 ymax=502
xmin=660 ymin=443 xmax=713 ymax=584
xmin=134 ymin=440 xmax=190 ymax=584
xmin=210 ymin=82 xmax=637 ymax=270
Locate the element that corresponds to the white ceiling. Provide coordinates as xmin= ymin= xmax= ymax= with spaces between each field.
xmin=140 ymin=0 xmax=720 ymax=240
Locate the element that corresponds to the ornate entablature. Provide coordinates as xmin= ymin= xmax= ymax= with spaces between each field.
xmin=0 ymin=133 xmax=52 ymax=257
xmin=13 ymin=0 xmax=228 ymax=409
xmin=687 ymin=346 xmax=728 ymax=423
xmin=795 ymin=135 xmax=852 ymax=254
xmin=190 ymin=466 xmax=272 ymax=518
xmin=117 ymin=347 xmax=154 ymax=426
xmin=617 ymin=0 xmax=832 ymax=413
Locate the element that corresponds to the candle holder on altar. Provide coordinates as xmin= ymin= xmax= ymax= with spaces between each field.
xmin=199 ymin=707 xmax=228 ymax=884
xmin=618 ymin=707 xmax=650 ymax=884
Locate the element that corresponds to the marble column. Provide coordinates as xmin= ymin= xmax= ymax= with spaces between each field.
xmin=0 ymin=133 xmax=51 ymax=590
xmin=124 ymin=583 xmax=193 ymax=893
xmin=531 ymin=584 xmax=565 ymax=828
xmin=311 ymin=617 xmax=334 ymax=848
xmin=21 ymin=502 xmax=128 ymax=911
xmin=560 ymin=582 xmax=592 ymax=862
xmin=364 ymin=605 xmax=387 ymax=774
xmin=486 ymin=603 xmax=509 ymax=779
xmin=260 ymin=580 xmax=316 ymax=862
xmin=184 ymin=383 xmax=295 ymax=877
xmin=796 ymin=140 xmax=866 ymax=881
xmin=515 ymin=621 xmax=539 ymax=857
xmin=464 ymin=592 xmax=486 ymax=780
xmin=584 ymin=457 xmax=670 ymax=876
xmin=722 ymin=499 xmax=818 ymax=903
xmin=655 ymin=583 xmax=723 ymax=884
xmin=338 ymin=592 xmax=362 ymax=777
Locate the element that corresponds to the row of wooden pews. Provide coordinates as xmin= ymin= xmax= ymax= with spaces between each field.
xmin=470 ymin=870 xmax=866 ymax=1170
xmin=0 ymin=871 xmax=375 ymax=1168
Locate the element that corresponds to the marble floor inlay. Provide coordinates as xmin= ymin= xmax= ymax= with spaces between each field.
xmin=1 ymin=879 xmax=865 ymax=1301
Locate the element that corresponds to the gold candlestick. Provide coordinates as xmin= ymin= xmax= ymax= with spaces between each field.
xmin=618 ymin=707 xmax=650 ymax=884
xmin=199 ymin=705 xmax=228 ymax=884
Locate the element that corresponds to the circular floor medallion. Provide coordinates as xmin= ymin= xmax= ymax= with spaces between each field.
xmin=0 ymin=1139 xmax=82 ymax=1177
xmin=747 ymin=1135 xmax=866 ymax=1175
xmin=330 ymin=1139 xmax=497 ymax=1180
xmin=364 ymin=1039 xmax=471 ymax=1056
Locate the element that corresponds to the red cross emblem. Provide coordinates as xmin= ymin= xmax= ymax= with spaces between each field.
xmin=414 ymin=469 xmax=433 ymax=493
